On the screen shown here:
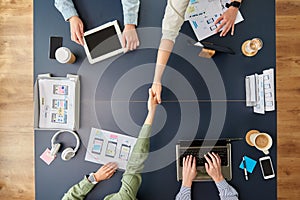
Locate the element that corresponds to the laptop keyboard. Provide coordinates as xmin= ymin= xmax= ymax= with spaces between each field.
xmin=179 ymin=147 xmax=228 ymax=166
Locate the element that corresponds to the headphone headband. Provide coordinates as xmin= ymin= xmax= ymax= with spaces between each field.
xmin=51 ymin=130 xmax=80 ymax=153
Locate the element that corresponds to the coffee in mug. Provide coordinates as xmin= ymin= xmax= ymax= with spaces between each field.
xmin=55 ymin=47 xmax=76 ymax=64
xmin=249 ymin=132 xmax=272 ymax=155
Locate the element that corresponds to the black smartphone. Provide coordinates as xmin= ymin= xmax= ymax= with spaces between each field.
xmin=49 ymin=36 xmax=63 ymax=59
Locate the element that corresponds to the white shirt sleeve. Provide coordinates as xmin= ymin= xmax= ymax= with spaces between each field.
xmin=215 ymin=180 xmax=239 ymax=200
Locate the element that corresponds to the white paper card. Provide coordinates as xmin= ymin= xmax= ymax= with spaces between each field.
xmin=263 ymin=68 xmax=275 ymax=111
xmin=85 ymin=128 xmax=138 ymax=170
xmin=254 ymin=74 xmax=265 ymax=114
xmin=245 ymin=75 xmax=257 ymax=107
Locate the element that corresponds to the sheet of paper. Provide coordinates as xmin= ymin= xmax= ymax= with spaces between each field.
xmin=263 ymin=68 xmax=275 ymax=111
xmin=239 ymin=156 xmax=257 ymax=173
xmin=85 ymin=128 xmax=137 ymax=170
xmin=245 ymin=75 xmax=257 ymax=107
xmin=185 ymin=0 xmax=244 ymax=41
xmin=253 ymin=74 xmax=265 ymax=114
xmin=38 ymin=79 xmax=76 ymax=129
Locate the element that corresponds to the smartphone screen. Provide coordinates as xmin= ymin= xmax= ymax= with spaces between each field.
xmin=49 ymin=36 xmax=63 ymax=59
xmin=261 ymin=158 xmax=274 ymax=176
xmin=51 ymin=113 xmax=67 ymax=124
xmin=52 ymin=99 xmax=68 ymax=109
xmin=53 ymin=85 xmax=68 ymax=95
xmin=105 ymin=141 xmax=117 ymax=158
xmin=92 ymin=138 xmax=104 ymax=154
xmin=119 ymin=144 xmax=131 ymax=161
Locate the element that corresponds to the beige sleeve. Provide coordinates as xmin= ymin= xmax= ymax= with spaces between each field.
xmin=161 ymin=0 xmax=190 ymax=42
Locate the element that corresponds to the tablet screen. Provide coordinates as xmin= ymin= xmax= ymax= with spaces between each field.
xmin=84 ymin=25 xmax=122 ymax=59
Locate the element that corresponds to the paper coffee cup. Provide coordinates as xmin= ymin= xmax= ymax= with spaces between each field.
xmin=55 ymin=47 xmax=76 ymax=64
xmin=249 ymin=132 xmax=273 ymax=155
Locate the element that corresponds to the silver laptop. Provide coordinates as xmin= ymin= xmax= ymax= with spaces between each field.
xmin=176 ymin=139 xmax=232 ymax=181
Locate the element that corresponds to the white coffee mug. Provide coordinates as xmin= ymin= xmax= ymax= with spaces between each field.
xmin=249 ymin=132 xmax=272 ymax=155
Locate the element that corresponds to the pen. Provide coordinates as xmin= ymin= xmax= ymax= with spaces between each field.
xmin=243 ymin=156 xmax=248 ymax=181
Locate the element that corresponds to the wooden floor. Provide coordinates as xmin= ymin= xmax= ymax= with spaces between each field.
xmin=0 ymin=0 xmax=299 ymax=199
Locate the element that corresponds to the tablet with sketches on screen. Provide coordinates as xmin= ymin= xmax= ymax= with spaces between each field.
xmin=83 ymin=20 xmax=124 ymax=64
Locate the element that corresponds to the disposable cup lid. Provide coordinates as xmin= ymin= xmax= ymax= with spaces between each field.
xmin=55 ymin=47 xmax=71 ymax=63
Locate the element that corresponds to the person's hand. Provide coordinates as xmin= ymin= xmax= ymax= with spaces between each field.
xmin=69 ymin=16 xmax=84 ymax=45
xmin=147 ymin=88 xmax=158 ymax=113
xmin=122 ymin=24 xmax=140 ymax=52
xmin=182 ymin=155 xmax=197 ymax=187
xmin=94 ymin=162 xmax=118 ymax=182
xmin=151 ymin=82 xmax=162 ymax=104
xmin=214 ymin=7 xmax=239 ymax=37
xmin=204 ymin=152 xmax=224 ymax=183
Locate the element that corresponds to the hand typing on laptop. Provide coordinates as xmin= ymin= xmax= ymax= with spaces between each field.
xmin=204 ymin=152 xmax=225 ymax=183
xmin=182 ymin=155 xmax=197 ymax=188
xmin=175 ymin=152 xmax=239 ymax=200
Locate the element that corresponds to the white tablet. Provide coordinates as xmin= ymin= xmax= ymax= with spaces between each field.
xmin=83 ymin=20 xmax=124 ymax=64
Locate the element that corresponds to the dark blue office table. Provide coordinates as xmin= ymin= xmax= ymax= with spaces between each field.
xmin=34 ymin=0 xmax=276 ymax=199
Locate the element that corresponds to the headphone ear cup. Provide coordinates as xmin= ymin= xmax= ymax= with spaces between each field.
xmin=50 ymin=143 xmax=61 ymax=157
xmin=61 ymin=147 xmax=75 ymax=161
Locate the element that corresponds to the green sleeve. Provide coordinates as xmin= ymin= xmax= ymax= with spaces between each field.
xmin=120 ymin=124 xmax=152 ymax=197
xmin=104 ymin=124 xmax=152 ymax=200
xmin=62 ymin=176 xmax=95 ymax=200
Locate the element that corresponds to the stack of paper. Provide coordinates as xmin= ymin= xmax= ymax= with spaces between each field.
xmin=245 ymin=68 xmax=275 ymax=114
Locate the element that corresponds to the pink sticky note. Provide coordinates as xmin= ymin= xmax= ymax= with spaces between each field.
xmin=40 ymin=148 xmax=56 ymax=165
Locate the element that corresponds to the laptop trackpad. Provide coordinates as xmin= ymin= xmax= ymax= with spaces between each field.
xmin=195 ymin=167 xmax=212 ymax=181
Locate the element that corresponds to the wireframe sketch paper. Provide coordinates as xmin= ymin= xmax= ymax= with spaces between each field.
xmin=244 ymin=68 xmax=275 ymax=114
xmin=38 ymin=78 xmax=76 ymax=129
xmin=253 ymin=74 xmax=265 ymax=114
xmin=185 ymin=0 xmax=244 ymax=41
xmin=85 ymin=128 xmax=137 ymax=170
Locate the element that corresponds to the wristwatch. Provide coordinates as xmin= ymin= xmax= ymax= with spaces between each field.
xmin=225 ymin=1 xmax=241 ymax=9
xmin=88 ymin=173 xmax=98 ymax=184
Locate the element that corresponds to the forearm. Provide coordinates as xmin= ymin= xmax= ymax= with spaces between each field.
xmin=54 ymin=0 xmax=78 ymax=21
xmin=153 ymin=39 xmax=174 ymax=83
xmin=175 ymin=185 xmax=191 ymax=200
xmin=120 ymin=124 xmax=152 ymax=195
xmin=121 ymin=0 xmax=140 ymax=25
xmin=144 ymin=108 xmax=157 ymax=125
xmin=62 ymin=176 xmax=95 ymax=200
